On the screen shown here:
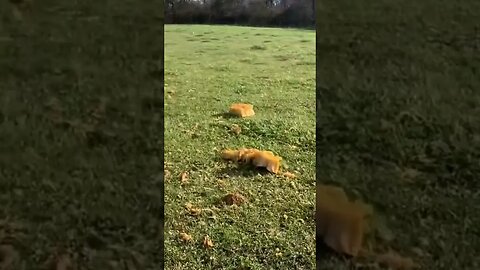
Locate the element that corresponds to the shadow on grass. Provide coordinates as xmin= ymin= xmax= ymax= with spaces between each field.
xmin=317 ymin=241 xmax=353 ymax=269
xmin=211 ymin=112 xmax=237 ymax=119
xmin=250 ymin=45 xmax=267 ymax=50
xmin=317 ymin=240 xmax=341 ymax=259
xmin=216 ymin=164 xmax=272 ymax=178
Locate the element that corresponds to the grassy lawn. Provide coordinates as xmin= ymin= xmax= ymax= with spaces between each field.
xmin=318 ymin=1 xmax=480 ymax=269
xmin=164 ymin=25 xmax=315 ymax=269
xmin=0 ymin=1 xmax=163 ymax=268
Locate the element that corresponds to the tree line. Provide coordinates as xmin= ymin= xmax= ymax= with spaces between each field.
xmin=165 ymin=0 xmax=315 ymax=28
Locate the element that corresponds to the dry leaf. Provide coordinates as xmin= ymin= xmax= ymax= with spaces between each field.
xmin=375 ymin=251 xmax=417 ymax=270
xmin=231 ymin=124 xmax=242 ymax=135
xmin=203 ymin=235 xmax=214 ymax=249
xmin=229 ymin=103 xmax=255 ymax=117
xmin=180 ymin=171 xmax=189 ymax=185
xmin=164 ymin=169 xmax=171 ymax=181
xmin=185 ymin=203 xmax=202 ymax=216
xmin=179 ymin=232 xmax=193 ymax=242
xmin=281 ymin=171 xmax=296 ymax=178
xmin=221 ymin=193 xmax=247 ymax=206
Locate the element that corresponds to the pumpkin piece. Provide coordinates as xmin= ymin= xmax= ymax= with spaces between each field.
xmin=250 ymin=151 xmax=282 ymax=174
xmin=229 ymin=103 xmax=255 ymax=117
xmin=220 ymin=148 xmax=282 ymax=174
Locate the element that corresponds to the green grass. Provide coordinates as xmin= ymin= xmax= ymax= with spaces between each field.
xmin=318 ymin=1 xmax=480 ymax=269
xmin=164 ymin=25 xmax=315 ymax=269
xmin=0 ymin=1 xmax=163 ymax=268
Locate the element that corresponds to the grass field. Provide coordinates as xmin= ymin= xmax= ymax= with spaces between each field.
xmin=318 ymin=1 xmax=480 ymax=269
xmin=164 ymin=25 xmax=315 ymax=269
xmin=0 ymin=1 xmax=163 ymax=268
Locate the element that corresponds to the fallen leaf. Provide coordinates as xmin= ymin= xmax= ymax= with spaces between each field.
xmin=164 ymin=169 xmax=171 ymax=181
xmin=185 ymin=203 xmax=202 ymax=216
xmin=221 ymin=193 xmax=247 ymax=206
xmin=203 ymin=235 xmax=214 ymax=249
xmin=281 ymin=171 xmax=296 ymax=178
xmin=180 ymin=171 xmax=189 ymax=185
xmin=231 ymin=124 xmax=242 ymax=135
xmin=375 ymin=251 xmax=417 ymax=270
xmin=202 ymin=208 xmax=217 ymax=220
xmin=179 ymin=232 xmax=193 ymax=242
